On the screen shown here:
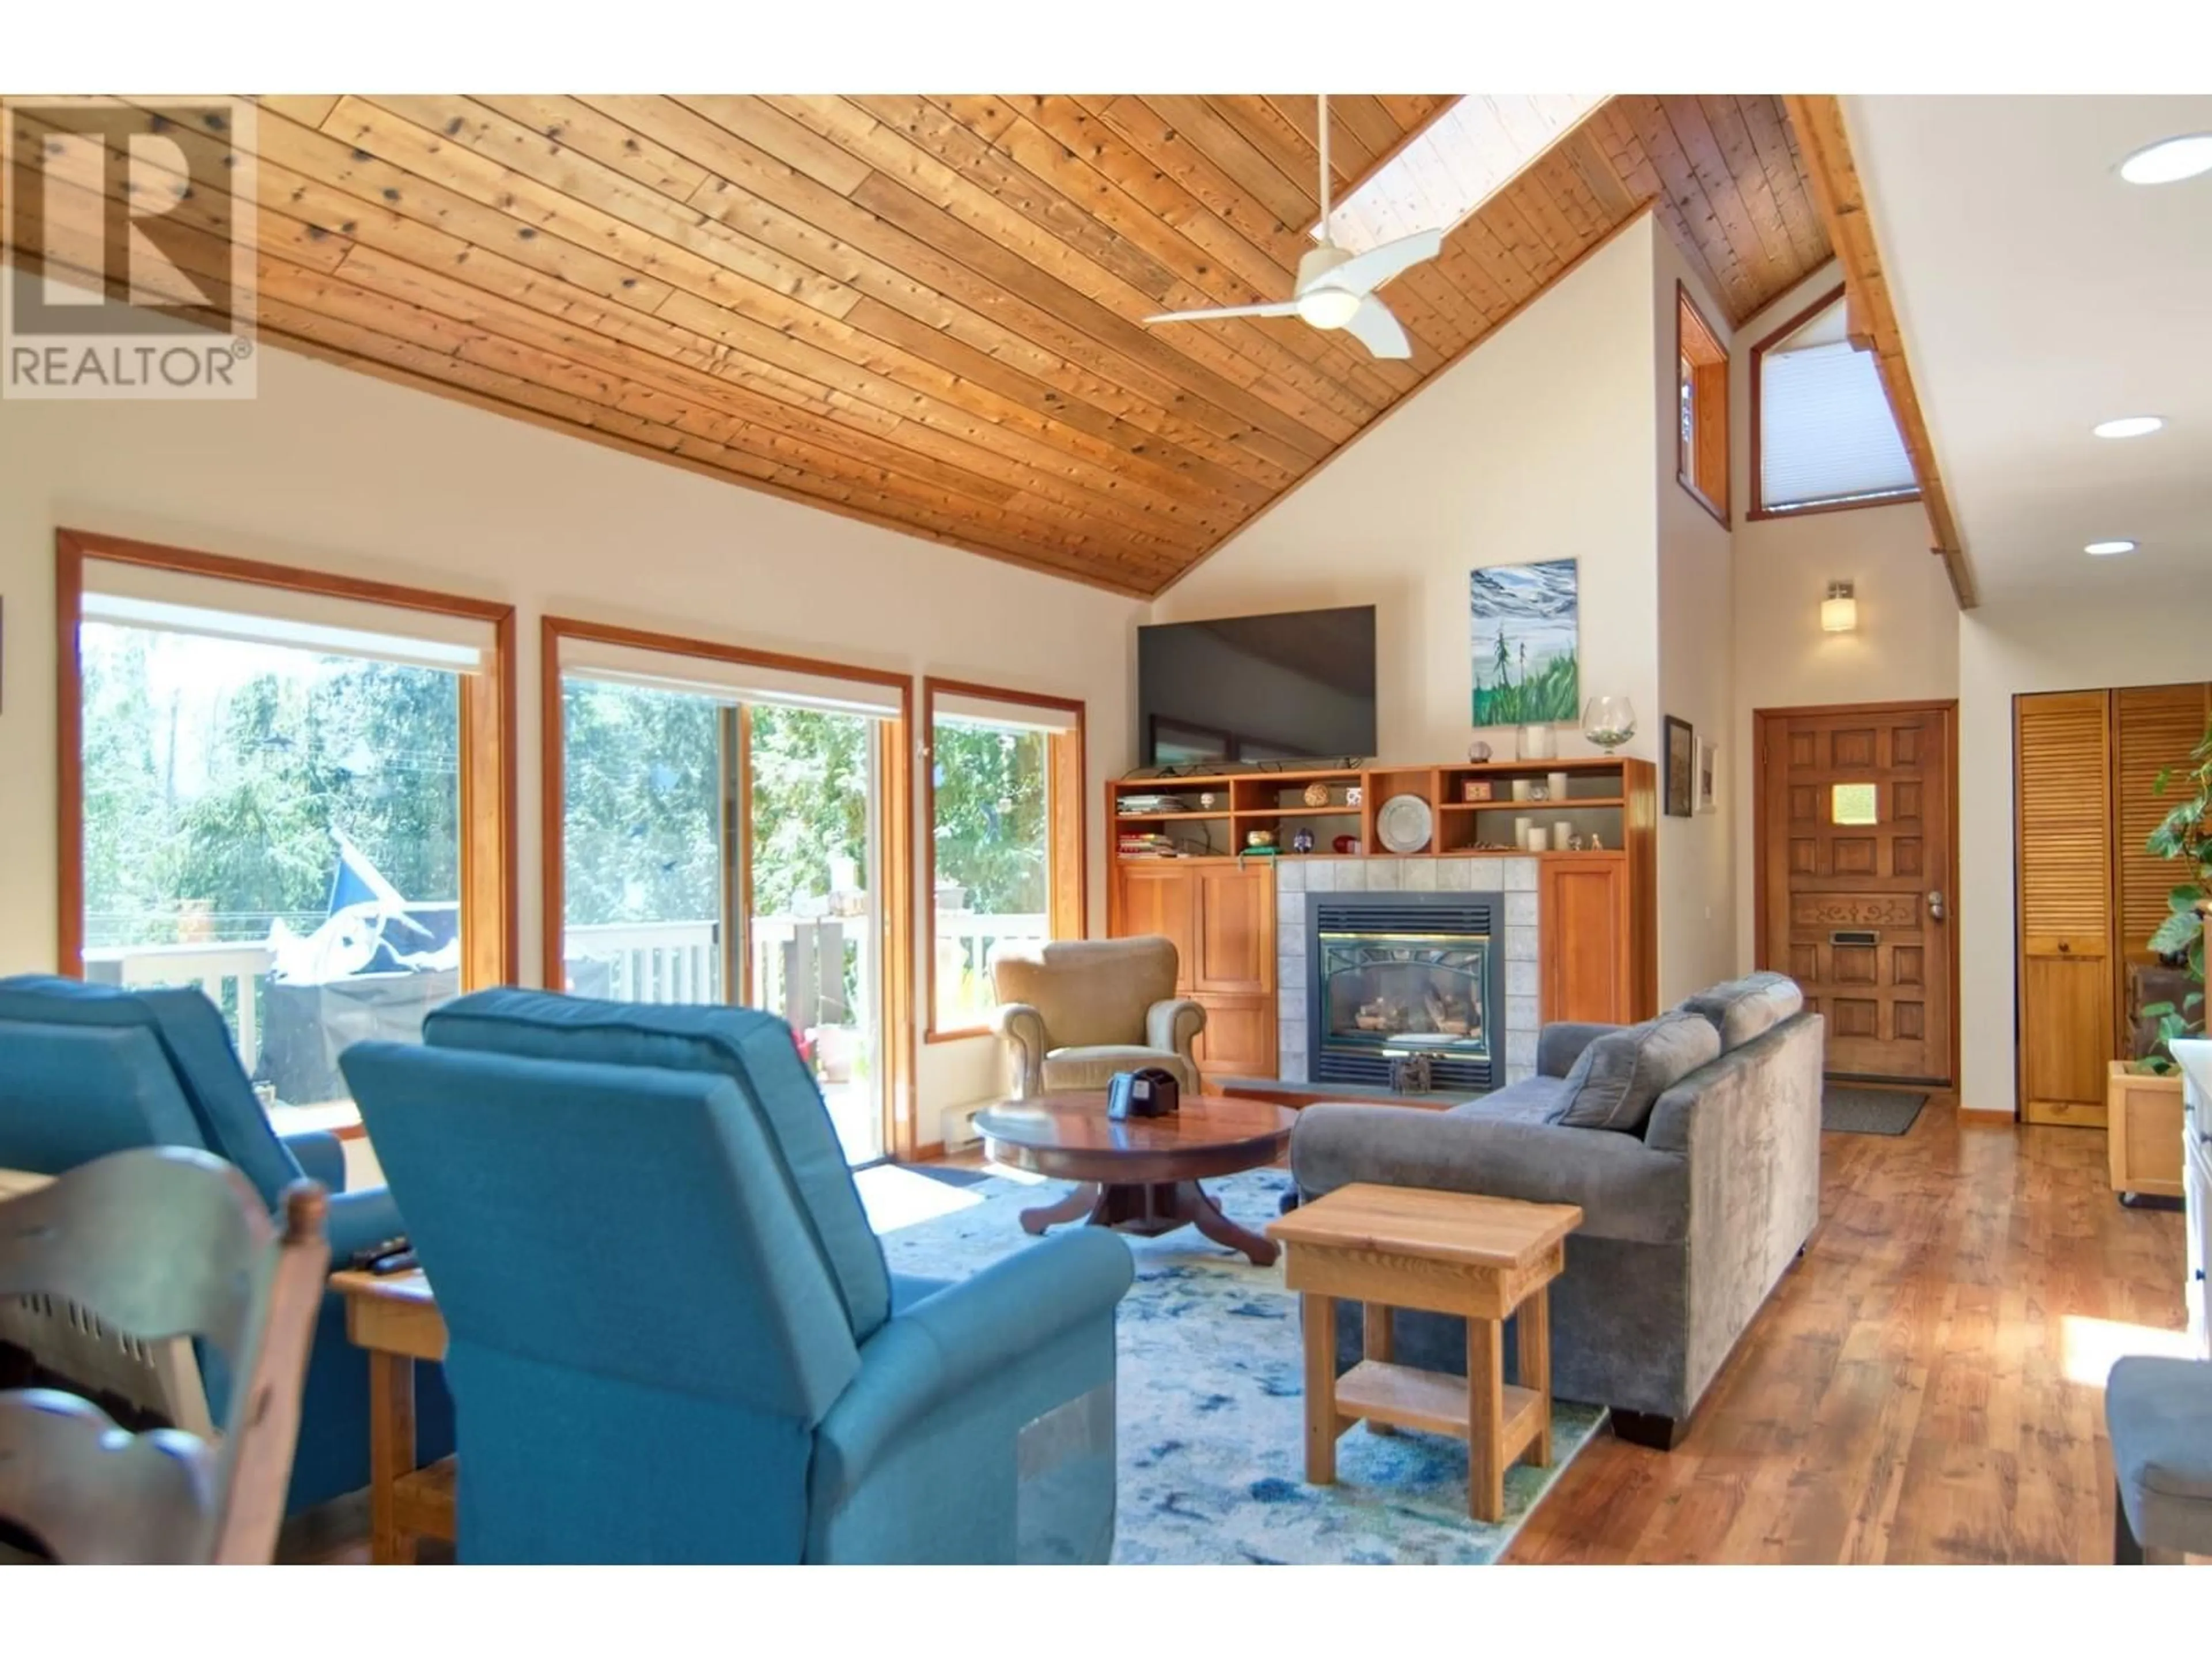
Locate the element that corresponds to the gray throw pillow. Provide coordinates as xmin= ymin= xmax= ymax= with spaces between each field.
xmin=1556 ymin=1011 xmax=1721 ymax=1134
xmin=1678 ymin=972 xmax=1804 ymax=1051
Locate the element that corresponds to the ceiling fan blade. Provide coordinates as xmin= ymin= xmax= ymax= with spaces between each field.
xmin=1327 ymin=228 xmax=1445 ymax=298
xmin=1144 ymin=301 xmax=1300 ymax=324
xmin=1341 ymin=295 xmax=1412 ymax=360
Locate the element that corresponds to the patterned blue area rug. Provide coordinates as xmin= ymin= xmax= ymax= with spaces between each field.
xmin=856 ymin=1164 xmax=1607 ymax=1565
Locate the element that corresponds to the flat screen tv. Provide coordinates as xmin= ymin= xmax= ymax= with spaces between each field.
xmin=1137 ymin=605 xmax=1377 ymax=767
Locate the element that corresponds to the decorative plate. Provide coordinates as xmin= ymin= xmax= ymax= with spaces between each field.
xmin=1376 ymin=793 xmax=1433 ymax=854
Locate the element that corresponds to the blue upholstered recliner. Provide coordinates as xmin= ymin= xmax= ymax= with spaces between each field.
xmin=340 ymin=989 xmax=1133 ymax=1564
xmin=0 ymin=974 xmax=454 ymax=1514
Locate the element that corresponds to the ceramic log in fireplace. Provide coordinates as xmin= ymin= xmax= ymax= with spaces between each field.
xmin=1303 ymin=892 xmax=1503 ymax=1090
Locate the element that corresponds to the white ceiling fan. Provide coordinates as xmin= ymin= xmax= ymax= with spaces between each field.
xmin=1143 ymin=93 xmax=1442 ymax=360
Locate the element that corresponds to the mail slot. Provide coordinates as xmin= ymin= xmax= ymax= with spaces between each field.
xmin=1830 ymin=929 xmax=1878 ymax=946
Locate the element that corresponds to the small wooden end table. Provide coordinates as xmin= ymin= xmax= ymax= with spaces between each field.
xmin=973 ymin=1092 xmax=1296 ymax=1266
xmin=329 ymin=1267 xmax=454 ymax=1564
xmin=1266 ymin=1183 xmax=1582 ymax=1522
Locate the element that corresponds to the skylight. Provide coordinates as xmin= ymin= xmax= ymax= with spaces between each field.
xmin=1315 ymin=94 xmax=1607 ymax=255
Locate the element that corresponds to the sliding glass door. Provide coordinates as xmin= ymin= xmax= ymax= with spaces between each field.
xmin=555 ymin=637 xmax=899 ymax=1165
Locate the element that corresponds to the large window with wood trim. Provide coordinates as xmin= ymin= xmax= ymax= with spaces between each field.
xmin=1751 ymin=285 xmax=1920 ymax=518
xmin=923 ymin=680 xmax=1085 ymax=1040
xmin=1676 ymin=283 xmax=1729 ymax=525
xmin=545 ymin=621 xmax=912 ymax=1164
xmin=58 ymin=532 xmax=514 ymax=1117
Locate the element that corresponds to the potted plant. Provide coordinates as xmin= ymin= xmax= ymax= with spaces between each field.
xmin=2107 ymin=721 xmax=2212 ymax=1203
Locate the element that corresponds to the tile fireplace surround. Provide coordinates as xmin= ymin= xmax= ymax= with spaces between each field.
xmin=1274 ymin=858 xmax=1541 ymax=1089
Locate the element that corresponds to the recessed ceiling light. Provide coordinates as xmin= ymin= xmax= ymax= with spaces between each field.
xmin=2085 ymin=539 xmax=2139 ymax=556
xmin=2119 ymin=134 xmax=2212 ymax=184
xmin=2093 ymin=415 xmax=2165 ymax=440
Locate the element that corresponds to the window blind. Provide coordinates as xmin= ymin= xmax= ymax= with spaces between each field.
xmin=933 ymin=690 xmax=1081 ymax=735
xmin=1759 ymin=339 xmax=1918 ymax=510
xmin=560 ymin=636 xmax=904 ymax=718
xmin=81 ymin=558 xmax=495 ymax=673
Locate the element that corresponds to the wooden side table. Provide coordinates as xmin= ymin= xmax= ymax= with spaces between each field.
xmin=329 ymin=1267 xmax=454 ymax=1565
xmin=1267 ymin=1183 xmax=1582 ymax=1522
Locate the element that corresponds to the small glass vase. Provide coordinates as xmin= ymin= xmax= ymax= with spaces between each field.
xmin=1583 ymin=696 xmax=1637 ymax=753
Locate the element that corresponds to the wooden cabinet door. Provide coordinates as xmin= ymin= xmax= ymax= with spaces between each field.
xmin=1194 ymin=994 xmax=1274 ymax=1084
xmin=1192 ymin=864 xmax=1274 ymax=994
xmin=1114 ymin=865 xmax=1199 ymax=991
xmin=1540 ymin=856 xmax=1630 ymax=1025
xmin=2017 ymin=690 xmax=2115 ymax=1124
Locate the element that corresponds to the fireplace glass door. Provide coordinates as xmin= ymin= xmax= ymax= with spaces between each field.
xmin=1318 ymin=933 xmax=1494 ymax=1063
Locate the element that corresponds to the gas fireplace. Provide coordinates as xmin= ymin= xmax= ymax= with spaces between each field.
xmin=1304 ymin=892 xmax=1503 ymax=1090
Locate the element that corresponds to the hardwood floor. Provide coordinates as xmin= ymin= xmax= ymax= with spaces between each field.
xmin=1508 ymin=1105 xmax=2192 ymax=1564
xmin=283 ymin=1107 xmax=2191 ymax=1565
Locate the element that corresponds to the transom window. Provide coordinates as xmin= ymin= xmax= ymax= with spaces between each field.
xmin=1676 ymin=284 xmax=1730 ymax=527
xmin=1751 ymin=285 xmax=1920 ymax=518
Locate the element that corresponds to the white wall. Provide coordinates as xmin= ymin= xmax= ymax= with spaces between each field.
xmin=1152 ymin=216 xmax=1663 ymax=774
xmin=1652 ymin=227 xmax=1739 ymax=999
xmin=1726 ymin=264 xmax=1957 ymax=972
xmin=1959 ymin=596 xmax=2212 ymax=1116
xmin=0 ymin=343 xmax=1143 ymax=1129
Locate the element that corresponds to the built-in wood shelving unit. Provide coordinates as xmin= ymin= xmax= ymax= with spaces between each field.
xmin=1107 ymin=753 xmax=1661 ymax=1044
xmin=1109 ymin=756 xmax=1654 ymax=862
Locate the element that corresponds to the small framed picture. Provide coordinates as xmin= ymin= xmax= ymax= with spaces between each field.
xmin=1696 ymin=738 xmax=1718 ymax=815
xmin=1460 ymin=778 xmax=1494 ymax=802
xmin=1664 ymin=715 xmax=1695 ymax=819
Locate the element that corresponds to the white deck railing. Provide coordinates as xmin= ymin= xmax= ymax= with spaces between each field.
xmin=84 ymin=909 xmax=1051 ymax=1073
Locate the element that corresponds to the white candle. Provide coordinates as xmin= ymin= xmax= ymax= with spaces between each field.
xmin=1526 ymin=827 xmax=1550 ymax=853
xmin=1547 ymin=771 xmax=1570 ymax=798
xmin=1514 ymin=816 xmax=1533 ymax=849
xmin=1555 ymin=820 xmax=1573 ymax=847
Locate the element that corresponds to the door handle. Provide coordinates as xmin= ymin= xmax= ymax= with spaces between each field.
xmin=1927 ymin=891 xmax=1946 ymax=922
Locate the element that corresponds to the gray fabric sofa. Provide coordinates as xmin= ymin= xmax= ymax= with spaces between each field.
xmin=1290 ymin=973 xmax=1823 ymax=1447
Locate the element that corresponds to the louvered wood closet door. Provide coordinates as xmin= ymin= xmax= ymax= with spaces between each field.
xmin=2114 ymin=685 xmax=2212 ymax=998
xmin=2016 ymin=691 xmax=2113 ymax=1124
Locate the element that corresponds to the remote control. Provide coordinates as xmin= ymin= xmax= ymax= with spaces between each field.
xmin=368 ymin=1248 xmax=418 ymax=1275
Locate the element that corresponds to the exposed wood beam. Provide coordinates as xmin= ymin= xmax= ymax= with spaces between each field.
xmin=1783 ymin=94 xmax=1979 ymax=610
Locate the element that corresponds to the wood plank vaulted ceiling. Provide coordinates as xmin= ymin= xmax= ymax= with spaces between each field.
xmin=8 ymin=94 xmax=1832 ymax=595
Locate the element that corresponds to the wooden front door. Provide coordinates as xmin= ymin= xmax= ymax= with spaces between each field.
xmin=1756 ymin=702 xmax=1956 ymax=1084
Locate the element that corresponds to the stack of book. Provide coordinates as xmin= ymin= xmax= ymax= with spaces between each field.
xmin=1117 ymin=831 xmax=1179 ymax=859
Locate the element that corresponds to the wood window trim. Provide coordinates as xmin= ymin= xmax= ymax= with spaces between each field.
xmin=921 ymin=676 xmax=1087 ymax=1045
xmin=55 ymin=528 xmax=518 ymax=989
xmin=1675 ymin=282 xmax=1730 ymax=528
xmin=1747 ymin=282 xmax=1925 ymax=523
xmin=540 ymin=615 xmax=919 ymax=1158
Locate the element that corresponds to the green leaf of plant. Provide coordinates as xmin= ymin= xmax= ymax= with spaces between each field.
xmin=2143 ymin=1001 xmax=2176 ymax=1019
xmin=2173 ymin=885 xmax=2203 ymax=914
xmin=2150 ymin=908 xmax=2204 ymax=957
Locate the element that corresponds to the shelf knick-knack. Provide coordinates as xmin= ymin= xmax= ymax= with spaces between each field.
xmin=1302 ymin=781 xmax=1331 ymax=807
xmin=1583 ymin=696 xmax=1637 ymax=753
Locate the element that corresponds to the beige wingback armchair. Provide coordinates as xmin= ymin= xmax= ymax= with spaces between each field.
xmin=987 ymin=936 xmax=1206 ymax=1101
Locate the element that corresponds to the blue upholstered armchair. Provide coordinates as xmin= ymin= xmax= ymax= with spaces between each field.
xmin=340 ymin=990 xmax=1132 ymax=1564
xmin=0 ymin=975 xmax=454 ymax=1514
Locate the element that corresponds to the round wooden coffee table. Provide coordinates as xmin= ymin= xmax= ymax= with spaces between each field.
xmin=972 ymin=1092 xmax=1297 ymax=1266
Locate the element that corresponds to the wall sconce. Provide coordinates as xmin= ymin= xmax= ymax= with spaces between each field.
xmin=1820 ymin=580 xmax=1858 ymax=634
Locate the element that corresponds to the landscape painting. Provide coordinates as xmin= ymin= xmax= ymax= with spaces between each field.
xmin=1469 ymin=558 xmax=1580 ymax=726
